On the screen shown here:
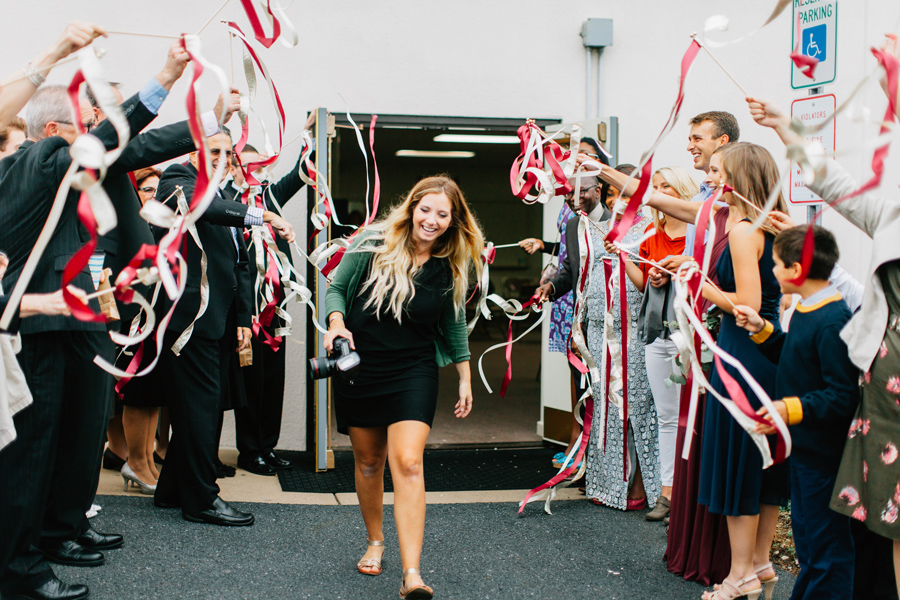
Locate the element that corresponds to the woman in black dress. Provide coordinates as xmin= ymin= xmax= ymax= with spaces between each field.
xmin=323 ymin=175 xmax=484 ymax=599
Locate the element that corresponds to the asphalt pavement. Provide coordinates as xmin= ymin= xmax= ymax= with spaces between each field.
xmin=55 ymin=495 xmax=795 ymax=600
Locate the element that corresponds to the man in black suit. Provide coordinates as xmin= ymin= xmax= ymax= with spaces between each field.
xmin=0 ymin=44 xmax=190 ymax=600
xmin=149 ymin=129 xmax=295 ymax=527
xmin=224 ymin=143 xmax=308 ymax=476
xmin=71 ymin=87 xmax=244 ymax=548
xmin=535 ymin=175 xmax=609 ymax=303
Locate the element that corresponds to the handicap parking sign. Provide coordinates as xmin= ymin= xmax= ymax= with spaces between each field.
xmin=803 ymin=24 xmax=827 ymax=62
xmin=791 ymin=0 xmax=837 ymax=89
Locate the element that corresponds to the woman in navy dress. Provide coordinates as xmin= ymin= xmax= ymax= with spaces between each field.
xmin=695 ymin=143 xmax=791 ymax=600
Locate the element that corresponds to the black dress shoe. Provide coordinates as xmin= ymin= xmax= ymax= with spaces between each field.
xmin=39 ymin=540 xmax=104 ymax=567
xmin=183 ymin=497 xmax=254 ymax=527
xmin=102 ymin=447 xmax=126 ymax=471
xmin=76 ymin=527 xmax=123 ymax=551
xmin=215 ymin=460 xmax=236 ymax=478
xmin=5 ymin=574 xmax=89 ymax=600
xmin=153 ymin=451 xmax=165 ymax=465
xmin=262 ymin=450 xmax=292 ymax=470
xmin=237 ymin=455 xmax=276 ymax=476
xmin=154 ymin=498 xmax=180 ymax=509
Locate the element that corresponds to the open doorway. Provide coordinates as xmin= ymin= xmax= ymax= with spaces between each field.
xmin=326 ymin=114 xmax=560 ymax=449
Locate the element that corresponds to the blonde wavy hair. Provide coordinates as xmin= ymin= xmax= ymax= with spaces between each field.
xmin=358 ymin=175 xmax=485 ymax=322
xmin=715 ymin=142 xmax=789 ymax=236
xmin=650 ymin=166 xmax=700 ymax=229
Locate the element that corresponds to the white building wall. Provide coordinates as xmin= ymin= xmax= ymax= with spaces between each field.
xmin=7 ymin=1 xmax=899 ymax=449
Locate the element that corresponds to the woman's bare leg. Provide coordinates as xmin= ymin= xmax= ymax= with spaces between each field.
xmin=348 ymin=426 xmax=388 ymax=573
xmin=122 ymin=406 xmax=157 ymax=485
xmin=753 ymin=504 xmax=780 ymax=569
xmin=387 ymin=420 xmax=431 ymax=589
xmin=106 ymin=413 xmax=128 ymax=462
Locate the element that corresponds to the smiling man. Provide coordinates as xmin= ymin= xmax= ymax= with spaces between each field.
xmin=650 ymin=111 xmax=739 ymax=285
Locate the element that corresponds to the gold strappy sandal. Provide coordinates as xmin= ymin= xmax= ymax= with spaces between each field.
xmin=701 ymin=575 xmax=762 ymax=600
xmin=399 ymin=568 xmax=433 ymax=599
xmin=754 ymin=563 xmax=779 ymax=600
xmin=356 ymin=538 xmax=385 ymax=576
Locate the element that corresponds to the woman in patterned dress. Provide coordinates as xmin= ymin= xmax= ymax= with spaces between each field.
xmin=583 ymin=164 xmax=662 ymax=511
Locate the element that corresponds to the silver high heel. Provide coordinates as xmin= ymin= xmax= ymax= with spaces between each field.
xmin=754 ymin=563 xmax=779 ymax=600
xmin=121 ymin=462 xmax=157 ymax=494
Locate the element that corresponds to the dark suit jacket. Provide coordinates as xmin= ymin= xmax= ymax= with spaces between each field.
xmin=155 ymin=162 xmax=253 ymax=341
xmin=0 ymin=92 xmax=157 ymax=335
xmin=549 ymin=209 xmax=610 ymax=299
xmin=98 ymin=120 xmax=196 ymax=278
xmin=222 ymin=151 xmax=307 ymax=331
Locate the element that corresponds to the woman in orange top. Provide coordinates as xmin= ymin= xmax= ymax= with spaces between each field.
xmin=614 ymin=166 xmax=698 ymax=521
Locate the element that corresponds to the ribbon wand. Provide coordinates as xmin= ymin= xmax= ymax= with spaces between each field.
xmin=690 ymin=33 xmax=751 ymax=98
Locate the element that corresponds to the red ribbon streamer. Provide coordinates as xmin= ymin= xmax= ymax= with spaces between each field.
xmin=61 ymin=70 xmax=106 ymax=322
xmin=498 ymin=294 xmax=539 ymax=398
xmin=320 ymin=115 xmax=380 ymax=277
xmin=606 ymin=40 xmax=700 ymax=244
xmin=238 ymin=0 xmax=281 ymax=49
xmin=509 ymin=123 xmax=572 ymax=201
xmin=790 ymin=13 xmax=820 ymax=79
xmin=518 ymin=395 xmax=594 ymax=514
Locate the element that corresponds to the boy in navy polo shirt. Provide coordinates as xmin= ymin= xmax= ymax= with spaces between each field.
xmin=734 ymin=225 xmax=858 ymax=600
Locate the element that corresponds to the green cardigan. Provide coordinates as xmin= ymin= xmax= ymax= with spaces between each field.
xmin=323 ymin=234 xmax=471 ymax=367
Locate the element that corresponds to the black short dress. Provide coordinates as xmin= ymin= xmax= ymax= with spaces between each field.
xmin=333 ymin=256 xmax=451 ymax=434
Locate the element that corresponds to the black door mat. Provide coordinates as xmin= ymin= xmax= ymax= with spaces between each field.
xmin=276 ymin=446 xmax=567 ymax=494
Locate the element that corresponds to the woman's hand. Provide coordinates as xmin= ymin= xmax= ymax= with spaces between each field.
xmin=323 ymin=313 xmax=354 ymax=352
xmin=455 ymin=379 xmax=473 ymax=418
xmin=454 ymin=361 xmax=473 ymax=418
xmin=518 ymin=238 xmax=544 ymax=254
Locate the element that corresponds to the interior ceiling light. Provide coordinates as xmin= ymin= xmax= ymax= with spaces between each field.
xmin=433 ymin=134 xmax=520 ymax=144
xmin=395 ymin=150 xmax=475 ymax=158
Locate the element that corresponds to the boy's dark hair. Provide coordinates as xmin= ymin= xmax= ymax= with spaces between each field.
xmin=774 ymin=225 xmax=839 ymax=280
xmin=689 ymin=111 xmax=740 ymax=143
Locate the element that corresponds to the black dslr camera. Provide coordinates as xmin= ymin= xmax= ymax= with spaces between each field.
xmin=309 ymin=336 xmax=360 ymax=382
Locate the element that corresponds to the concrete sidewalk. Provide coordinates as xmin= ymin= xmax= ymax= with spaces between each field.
xmin=61 ymin=494 xmax=795 ymax=600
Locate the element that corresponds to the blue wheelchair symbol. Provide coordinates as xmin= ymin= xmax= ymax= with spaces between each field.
xmin=803 ymin=23 xmax=827 ymax=62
